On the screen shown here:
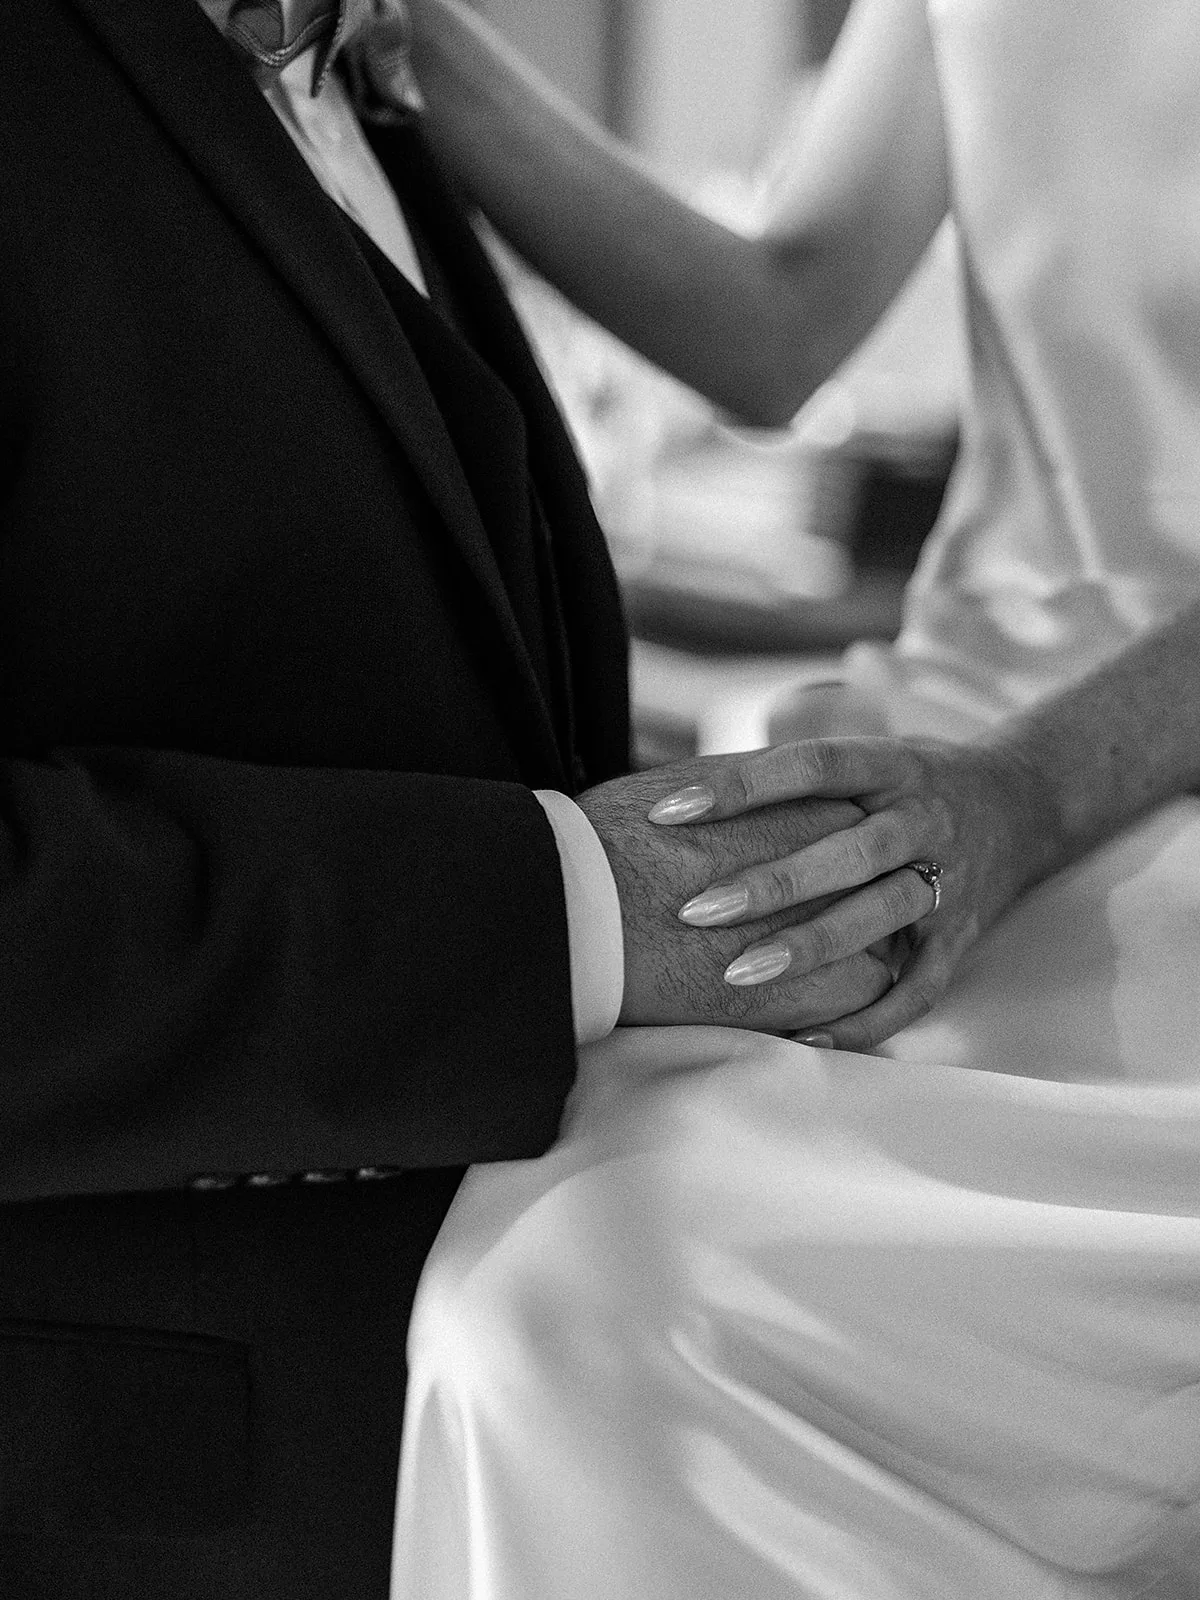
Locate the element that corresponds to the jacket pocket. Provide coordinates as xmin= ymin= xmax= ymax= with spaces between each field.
xmin=0 ymin=1319 xmax=252 ymax=1538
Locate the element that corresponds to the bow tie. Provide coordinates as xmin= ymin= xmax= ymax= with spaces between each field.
xmin=225 ymin=0 xmax=409 ymax=98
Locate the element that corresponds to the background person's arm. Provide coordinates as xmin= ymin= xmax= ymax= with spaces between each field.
xmin=402 ymin=0 xmax=950 ymax=424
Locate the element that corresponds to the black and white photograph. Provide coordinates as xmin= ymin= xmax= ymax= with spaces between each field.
xmin=3 ymin=1 xmax=1200 ymax=1595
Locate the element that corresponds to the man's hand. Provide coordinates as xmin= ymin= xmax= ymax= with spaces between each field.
xmin=577 ymin=765 xmax=893 ymax=1032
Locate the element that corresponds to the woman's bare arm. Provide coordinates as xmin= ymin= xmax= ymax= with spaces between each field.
xmin=403 ymin=0 xmax=950 ymax=423
xmin=642 ymin=595 xmax=1200 ymax=1049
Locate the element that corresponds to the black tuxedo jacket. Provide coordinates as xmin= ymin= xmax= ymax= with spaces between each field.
xmin=0 ymin=2 xmax=629 ymax=1592
xmin=0 ymin=0 xmax=630 ymax=1200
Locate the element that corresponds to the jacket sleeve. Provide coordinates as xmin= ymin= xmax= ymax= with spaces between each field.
xmin=0 ymin=744 xmax=577 ymax=1201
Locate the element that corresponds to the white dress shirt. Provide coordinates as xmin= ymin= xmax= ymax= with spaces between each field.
xmin=195 ymin=0 xmax=625 ymax=1043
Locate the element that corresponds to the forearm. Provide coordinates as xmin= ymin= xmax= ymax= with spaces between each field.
xmin=986 ymin=599 xmax=1200 ymax=895
xmin=405 ymin=0 xmax=942 ymax=424
xmin=0 ymin=748 xmax=577 ymax=1199
xmin=623 ymin=602 xmax=1200 ymax=1054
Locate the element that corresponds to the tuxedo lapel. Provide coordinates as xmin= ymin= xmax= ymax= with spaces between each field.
xmin=63 ymin=0 xmax=562 ymax=769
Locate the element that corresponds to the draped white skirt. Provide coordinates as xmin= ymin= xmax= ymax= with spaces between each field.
xmin=392 ymin=801 xmax=1200 ymax=1600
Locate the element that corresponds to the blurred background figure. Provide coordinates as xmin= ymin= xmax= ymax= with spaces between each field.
xmin=467 ymin=0 xmax=963 ymax=763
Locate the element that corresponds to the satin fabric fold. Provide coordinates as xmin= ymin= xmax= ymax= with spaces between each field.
xmin=395 ymin=1022 xmax=1200 ymax=1599
xmin=852 ymin=0 xmax=1200 ymax=729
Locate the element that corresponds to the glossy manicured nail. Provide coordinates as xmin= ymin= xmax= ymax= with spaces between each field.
xmin=795 ymin=1032 xmax=834 ymax=1049
xmin=724 ymin=944 xmax=792 ymax=986
xmin=648 ymin=785 xmax=715 ymax=825
xmin=678 ymin=884 xmax=749 ymax=926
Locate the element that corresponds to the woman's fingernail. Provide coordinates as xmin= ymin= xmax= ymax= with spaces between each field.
xmin=724 ymin=944 xmax=792 ymax=986
xmin=678 ymin=884 xmax=749 ymax=926
xmin=795 ymin=1032 xmax=834 ymax=1049
xmin=648 ymin=785 xmax=715 ymax=825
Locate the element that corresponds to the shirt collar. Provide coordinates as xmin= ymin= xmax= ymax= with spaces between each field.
xmin=196 ymin=0 xmax=378 ymax=96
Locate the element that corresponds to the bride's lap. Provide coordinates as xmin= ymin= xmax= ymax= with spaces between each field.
xmin=397 ymin=1027 xmax=1200 ymax=1598
xmin=886 ymin=795 xmax=1200 ymax=1085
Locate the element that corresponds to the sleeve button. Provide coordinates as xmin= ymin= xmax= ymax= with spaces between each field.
xmin=189 ymin=1174 xmax=240 ymax=1192
xmin=353 ymin=1166 xmax=399 ymax=1182
xmin=299 ymin=1169 xmax=348 ymax=1184
xmin=245 ymin=1172 xmax=291 ymax=1188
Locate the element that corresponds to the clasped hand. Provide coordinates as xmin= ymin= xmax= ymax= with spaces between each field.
xmin=581 ymin=735 xmax=1044 ymax=1048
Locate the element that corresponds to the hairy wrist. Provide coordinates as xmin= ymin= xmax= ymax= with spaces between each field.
xmin=576 ymin=778 xmax=710 ymax=1023
xmin=977 ymin=727 xmax=1074 ymax=899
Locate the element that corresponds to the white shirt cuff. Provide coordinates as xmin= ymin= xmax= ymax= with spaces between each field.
xmin=534 ymin=790 xmax=625 ymax=1045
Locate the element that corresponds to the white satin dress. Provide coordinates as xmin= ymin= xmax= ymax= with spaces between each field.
xmin=392 ymin=2 xmax=1200 ymax=1595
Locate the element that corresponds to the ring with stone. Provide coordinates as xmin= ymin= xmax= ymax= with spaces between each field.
xmin=907 ymin=859 xmax=944 ymax=914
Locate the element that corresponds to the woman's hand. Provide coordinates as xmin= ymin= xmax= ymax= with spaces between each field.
xmin=577 ymin=765 xmax=895 ymax=1034
xmin=647 ymin=736 xmax=1055 ymax=1051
